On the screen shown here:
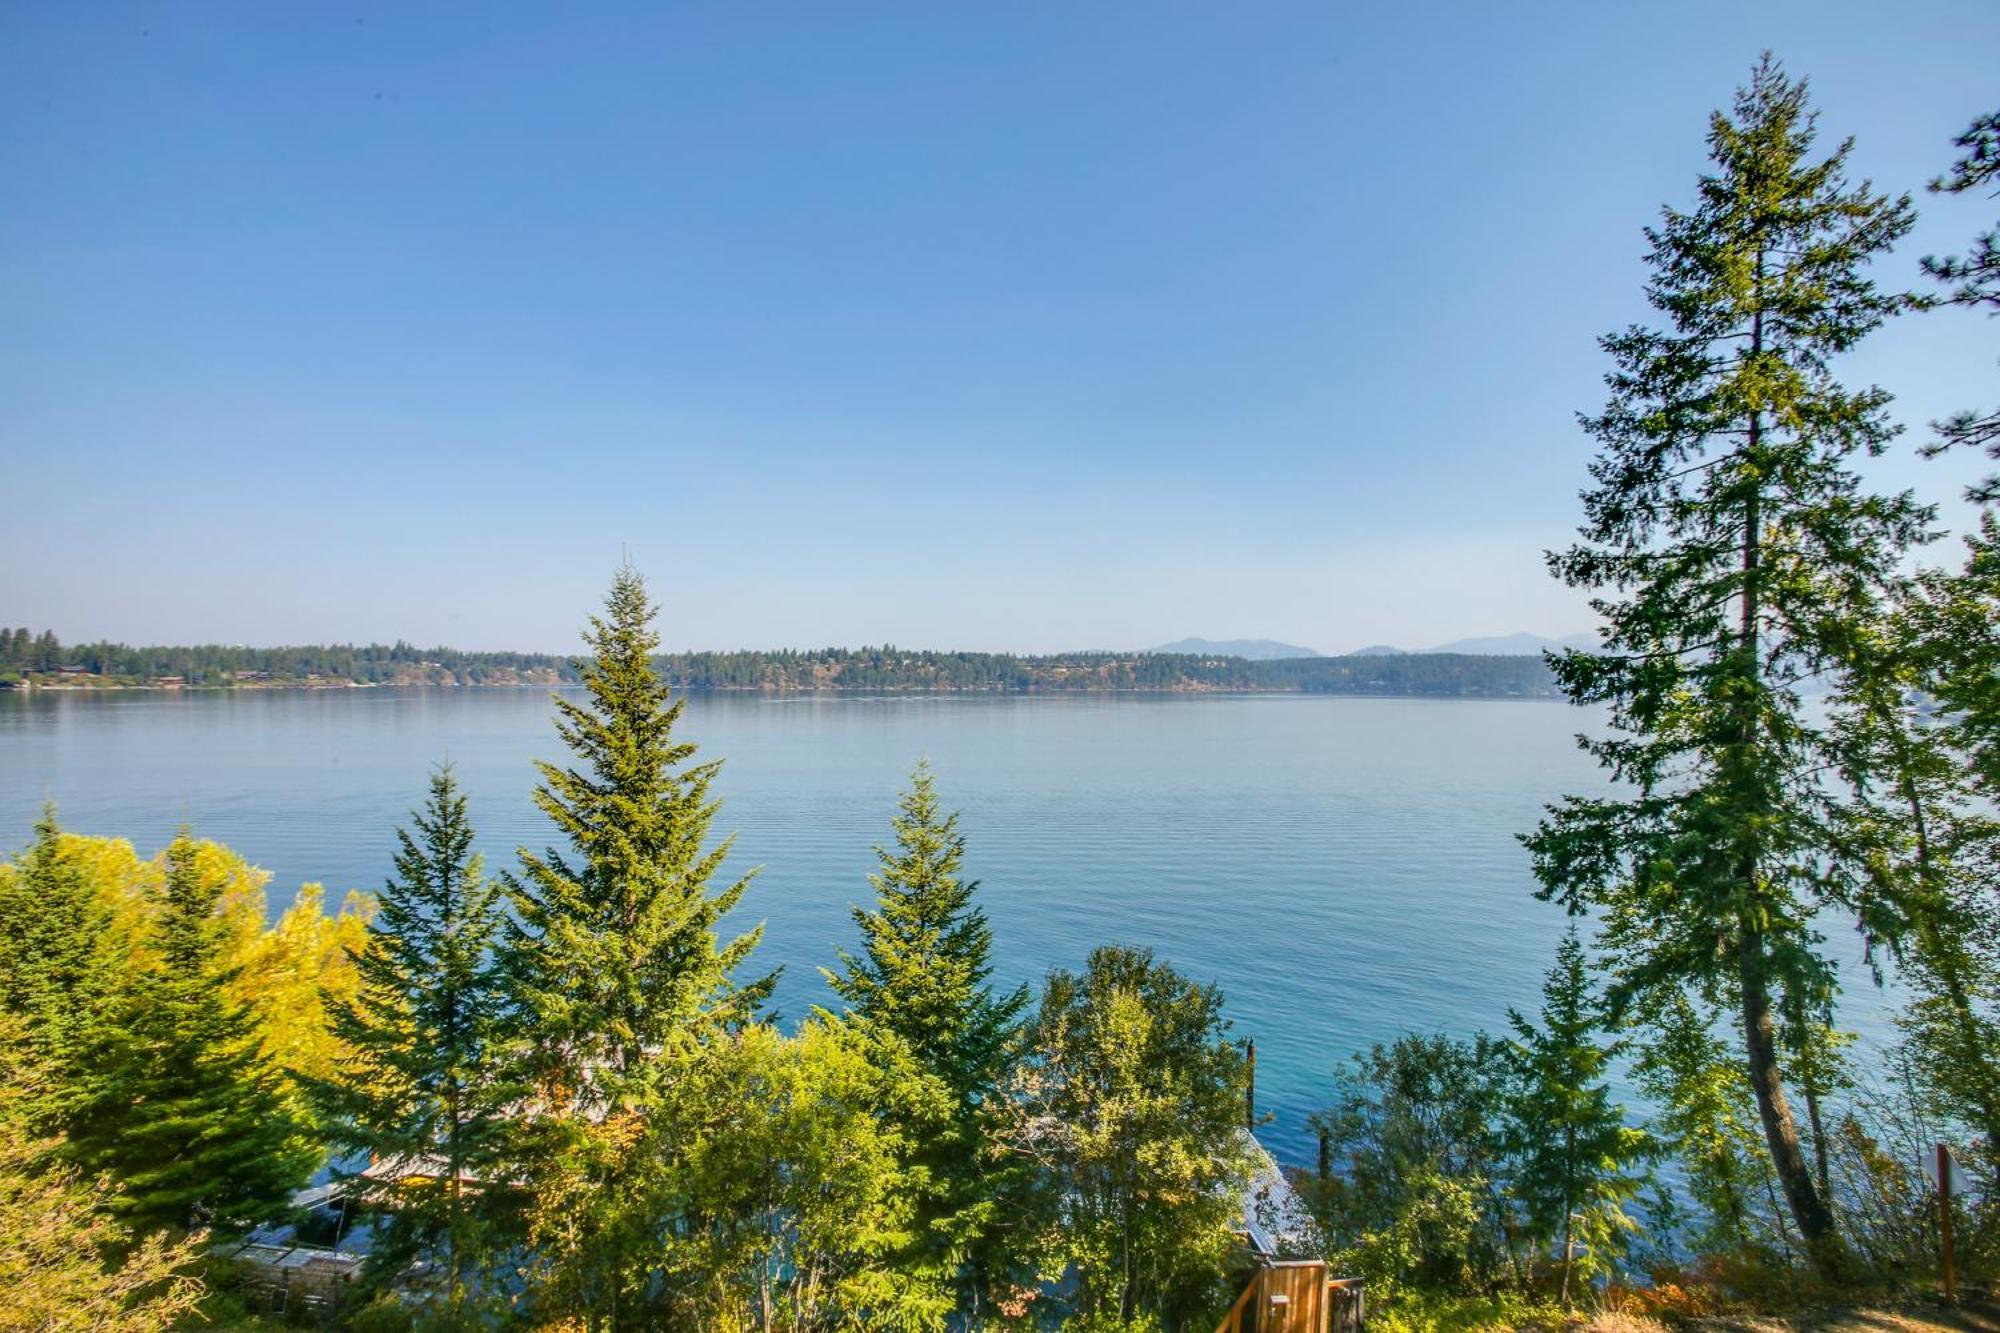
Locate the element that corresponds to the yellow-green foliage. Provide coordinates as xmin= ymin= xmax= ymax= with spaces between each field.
xmin=522 ymin=1018 xmax=954 ymax=1331
xmin=0 ymin=1114 xmax=205 ymax=1331
xmin=234 ymin=881 xmax=374 ymax=1087
xmin=0 ymin=831 xmax=375 ymax=1127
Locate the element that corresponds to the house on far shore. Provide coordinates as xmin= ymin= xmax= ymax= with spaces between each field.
xmin=153 ymin=675 xmax=187 ymax=689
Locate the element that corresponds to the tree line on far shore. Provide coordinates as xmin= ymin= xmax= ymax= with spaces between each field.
xmin=0 ymin=630 xmax=1562 ymax=697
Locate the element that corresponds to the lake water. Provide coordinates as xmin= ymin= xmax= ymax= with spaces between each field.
xmin=0 ymin=687 xmax=1898 ymax=1165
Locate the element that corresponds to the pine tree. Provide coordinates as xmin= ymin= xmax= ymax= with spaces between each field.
xmin=1524 ymin=56 xmax=1928 ymax=1271
xmin=1830 ymin=613 xmax=1999 ymax=1184
xmin=499 ymin=565 xmax=774 ymax=1322
xmin=1887 ymin=108 xmax=2000 ymax=1189
xmin=77 ymin=832 xmax=318 ymax=1235
xmin=318 ymin=767 xmax=509 ymax=1308
xmin=1502 ymin=930 xmax=1651 ymax=1307
xmin=824 ymin=762 xmax=1029 ymax=1308
xmin=0 ymin=807 xmax=117 ymax=1130
xmin=505 ymin=563 xmax=773 ymax=1097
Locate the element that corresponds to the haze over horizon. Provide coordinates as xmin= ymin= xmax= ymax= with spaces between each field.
xmin=5 ymin=2 xmax=1996 ymax=654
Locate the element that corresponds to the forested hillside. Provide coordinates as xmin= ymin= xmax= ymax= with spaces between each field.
xmin=0 ymin=629 xmax=1560 ymax=696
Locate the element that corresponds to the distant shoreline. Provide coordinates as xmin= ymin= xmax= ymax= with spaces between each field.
xmin=0 ymin=640 xmax=1563 ymax=698
xmin=4 ymin=677 xmax=1564 ymax=701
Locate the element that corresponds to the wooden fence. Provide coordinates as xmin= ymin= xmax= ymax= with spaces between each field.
xmin=1213 ymin=1259 xmax=1364 ymax=1333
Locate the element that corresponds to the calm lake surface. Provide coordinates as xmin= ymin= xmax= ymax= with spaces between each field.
xmin=0 ymin=688 xmax=1896 ymax=1164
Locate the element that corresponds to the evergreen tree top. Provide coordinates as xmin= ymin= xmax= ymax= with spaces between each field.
xmin=826 ymin=762 xmax=1025 ymax=1105
xmin=505 ymin=566 xmax=774 ymax=1106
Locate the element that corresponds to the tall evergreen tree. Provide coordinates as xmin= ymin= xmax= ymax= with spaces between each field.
xmin=824 ymin=762 xmax=1029 ymax=1309
xmin=504 ymin=563 xmax=773 ymax=1098
xmin=1919 ymin=105 xmax=2000 ymax=807
xmin=1524 ymin=56 xmax=1928 ymax=1270
xmin=78 ymin=832 xmax=318 ymax=1234
xmin=1831 ymin=618 xmax=1999 ymax=1184
xmin=499 ymin=565 xmax=774 ymax=1323
xmin=318 ymin=766 xmax=510 ymax=1309
xmin=0 ymin=808 xmax=117 ymax=1131
xmin=1884 ymin=109 xmax=2000 ymax=1181
xmin=1501 ymin=929 xmax=1651 ymax=1306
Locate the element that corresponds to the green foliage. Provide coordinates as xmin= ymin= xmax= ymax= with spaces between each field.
xmin=76 ymin=833 xmax=320 ymax=1236
xmin=1363 ymin=1289 xmax=1568 ymax=1333
xmin=1921 ymin=108 xmax=2000 ymax=501
xmin=1525 ymin=55 xmax=1928 ymax=1269
xmin=0 ymin=629 xmax=569 ymax=688
xmin=1500 ymin=930 xmax=1652 ymax=1303
xmin=1826 ymin=473 xmax=2000 ymax=1171
xmin=0 ymin=1014 xmax=203 ymax=1332
xmin=1008 ymin=945 xmax=1252 ymax=1329
xmin=316 ymin=766 xmax=511 ymax=1308
xmin=1628 ymin=991 xmax=1781 ymax=1259
xmin=829 ymin=763 xmax=1027 ymax=1120
xmin=509 ymin=1020 xmax=954 ymax=1330
xmin=1880 ymin=513 xmax=2000 ymax=1175
xmin=499 ymin=565 xmax=777 ymax=1324
xmin=0 ymin=807 xmax=119 ymax=1130
xmin=651 ymin=1020 xmax=956 ymax=1330
xmin=824 ymin=762 xmax=1030 ymax=1306
xmin=658 ymin=648 xmax=1560 ymax=697
xmin=1307 ymin=1034 xmax=1514 ymax=1301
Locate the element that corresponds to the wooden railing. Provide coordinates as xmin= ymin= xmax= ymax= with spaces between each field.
xmin=1327 ymin=1277 xmax=1365 ymax=1333
xmin=1212 ymin=1260 xmax=1364 ymax=1332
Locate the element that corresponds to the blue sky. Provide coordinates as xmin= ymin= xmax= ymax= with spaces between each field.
xmin=3 ymin=2 xmax=1996 ymax=653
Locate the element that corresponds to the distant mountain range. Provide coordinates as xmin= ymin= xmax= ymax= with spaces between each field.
xmin=1150 ymin=638 xmax=1324 ymax=661
xmin=1346 ymin=631 xmax=1599 ymax=657
xmin=1149 ymin=632 xmax=1597 ymax=661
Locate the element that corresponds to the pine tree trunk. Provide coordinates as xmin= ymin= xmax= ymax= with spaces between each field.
xmin=1560 ymin=1213 xmax=1574 ymax=1308
xmin=1740 ymin=932 xmax=1840 ymax=1268
xmin=1561 ymin=1126 xmax=1576 ymax=1309
xmin=1804 ymin=1077 xmax=1831 ymax=1204
xmin=1736 ymin=281 xmax=1841 ymax=1274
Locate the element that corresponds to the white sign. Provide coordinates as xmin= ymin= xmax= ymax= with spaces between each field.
xmin=1923 ymin=1145 xmax=1977 ymax=1199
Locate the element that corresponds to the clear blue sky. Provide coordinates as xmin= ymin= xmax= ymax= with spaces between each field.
xmin=3 ymin=2 xmax=1995 ymax=653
